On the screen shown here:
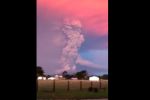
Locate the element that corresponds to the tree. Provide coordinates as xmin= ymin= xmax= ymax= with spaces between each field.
xmin=65 ymin=74 xmax=73 ymax=79
xmin=75 ymin=72 xmax=83 ymax=79
xmin=47 ymin=75 xmax=51 ymax=78
xmin=37 ymin=66 xmax=44 ymax=77
xmin=62 ymin=71 xmax=68 ymax=77
xmin=101 ymin=74 xmax=108 ymax=80
xmin=81 ymin=70 xmax=88 ymax=79
xmin=62 ymin=71 xmax=73 ymax=79
xmin=75 ymin=70 xmax=88 ymax=80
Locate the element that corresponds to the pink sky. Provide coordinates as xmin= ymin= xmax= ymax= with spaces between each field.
xmin=37 ymin=0 xmax=108 ymax=75
xmin=37 ymin=0 xmax=108 ymax=36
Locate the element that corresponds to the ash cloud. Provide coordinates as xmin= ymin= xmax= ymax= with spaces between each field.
xmin=57 ymin=18 xmax=84 ymax=73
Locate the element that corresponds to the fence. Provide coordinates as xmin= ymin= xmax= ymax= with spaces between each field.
xmin=38 ymin=79 xmax=108 ymax=92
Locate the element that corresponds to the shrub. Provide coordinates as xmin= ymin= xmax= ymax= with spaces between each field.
xmin=88 ymin=87 xmax=93 ymax=92
xmin=94 ymin=88 xmax=98 ymax=92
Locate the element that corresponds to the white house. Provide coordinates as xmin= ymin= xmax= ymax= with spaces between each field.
xmin=48 ymin=77 xmax=55 ymax=80
xmin=89 ymin=76 xmax=99 ymax=81
xmin=43 ymin=77 xmax=46 ymax=80
xmin=37 ymin=76 xmax=46 ymax=80
xmin=55 ymin=75 xmax=59 ymax=79
xmin=54 ymin=75 xmax=64 ymax=79
xmin=71 ymin=77 xmax=78 ymax=80
xmin=37 ymin=76 xmax=42 ymax=80
xmin=59 ymin=75 xmax=63 ymax=78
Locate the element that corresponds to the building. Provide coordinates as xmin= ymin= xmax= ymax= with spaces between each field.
xmin=37 ymin=76 xmax=46 ymax=80
xmin=71 ymin=77 xmax=78 ymax=80
xmin=89 ymin=76 xmax=99 ymax=81
xmin=48 ymin=77 xmax=55 ymax=80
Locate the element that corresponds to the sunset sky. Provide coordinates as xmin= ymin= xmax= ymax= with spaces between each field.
xmin=37 ymin=0 xmax=108 ymax=75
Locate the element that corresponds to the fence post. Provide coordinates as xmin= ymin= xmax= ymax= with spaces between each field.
xmin=67 ymin=80 xmax=70 ymax=91
xmin=53 ymin=80 xmax=55 ymax=92
xmin=80 ymin=80 xmax=82 ymax=91
xmin=99 ymin=78 xmax=101 ymax=89
xmin=91 ymin=81 xmax=93 ymax=88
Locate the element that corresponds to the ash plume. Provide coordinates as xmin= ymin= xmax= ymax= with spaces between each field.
xmin=57 ymin=18 xmax=84 ymax=73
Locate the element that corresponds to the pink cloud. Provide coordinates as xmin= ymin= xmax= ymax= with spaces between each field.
xmin=37 ymin=0 xmax=108 ymax=36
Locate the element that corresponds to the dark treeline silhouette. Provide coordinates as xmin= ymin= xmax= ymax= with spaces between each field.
xmin=61 ymin=70 xmax=88 ymax=80
xmin=100 ymin=74 xmax=108 ymax=80
xmin=37 ymin=66 xmax=45 ymax=77
xmin=37 ymin=66 xmax=108 ymax=80
xmin=75 ymin=70 xmax=88 ymax=79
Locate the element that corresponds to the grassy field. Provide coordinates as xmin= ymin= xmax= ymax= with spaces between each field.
xmin=37 ymin=80 xmax=108 ymax=99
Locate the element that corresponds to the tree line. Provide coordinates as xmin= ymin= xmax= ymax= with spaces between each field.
xmin=37 ymin=66 xmax=108 ymax=80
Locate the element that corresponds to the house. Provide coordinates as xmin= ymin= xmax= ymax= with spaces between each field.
xmin=43 ymin=77 xmax=46 ymax=80
xmin=89 ymin=76 xmax=99 ymax=81
xmin=37 ymin=76 xmax=46 ymax=80
xmin=71 ymin=77 xmax=78 ymax=80
xmin=46 ymin=74 xmax=64 ymax=80
xmin=48 ymin=77 xmax=55 ymax=80
xmin=54 ymin=74 xmax=64 ymax=80
xmin=37 ymin=76 xmax=42 ymax=80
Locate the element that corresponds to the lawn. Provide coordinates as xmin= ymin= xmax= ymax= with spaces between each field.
xmin=37 ymin=80 xmax=108 ymax=99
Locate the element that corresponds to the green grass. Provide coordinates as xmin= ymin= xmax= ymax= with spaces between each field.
xmin=37 ymin=80 xmax=108 ymax=99
xmin=37 ymin=90 xmax=108 ymax=99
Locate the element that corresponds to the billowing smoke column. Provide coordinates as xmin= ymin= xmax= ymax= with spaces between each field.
xmin=59 ymin=18 xmax=84 ymax=73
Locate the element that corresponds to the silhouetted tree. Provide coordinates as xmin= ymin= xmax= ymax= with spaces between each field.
xmin=37 ymin=66 xmax=44 ymax=77
xmin=75 ymin=70 xmax=88 ymax=80
xmin=65 ymin=74 xmax=73 ymax=79
xmin=46 ymin=75 xmax=51 ymax=79
xmin=101 ymin=74 xmax=108 ymax=80
xmin=62 ymin=71 xmax=74 ymax=79
xmin=62 ymin=71 xmax=67 ymax=77
xmin=81 ymin=70 xmax=88 ymax=79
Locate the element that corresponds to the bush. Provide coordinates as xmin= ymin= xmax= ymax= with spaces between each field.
xmin=88 ymin=87 xmax=93 ymax=92
xmin=93 ymin=88 xmax=98 ymax=92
